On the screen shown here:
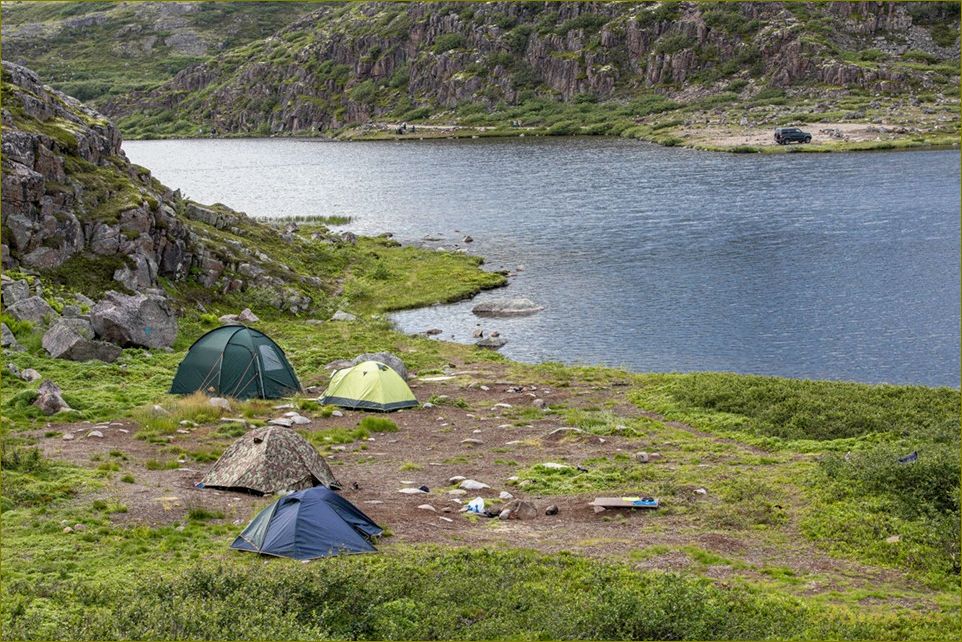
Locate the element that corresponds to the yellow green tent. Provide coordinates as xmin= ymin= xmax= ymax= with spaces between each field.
xmin=320 ymin=360 xmax=417 ymax=412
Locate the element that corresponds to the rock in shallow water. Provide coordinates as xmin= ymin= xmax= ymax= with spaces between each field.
xmin=472 ymin=298 xmax=543 ymax=317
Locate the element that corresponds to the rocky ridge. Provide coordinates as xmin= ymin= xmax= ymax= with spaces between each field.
xmin=1 ymin=61 xmax=338 ymax=313
xmin=99 ymin=2 xmax=960 ymax=137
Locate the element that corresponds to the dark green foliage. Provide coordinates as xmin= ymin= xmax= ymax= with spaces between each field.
xmin=356 ymin=416 xmax=398 ymax=433
xmin=431 ymin=33 xmax=466 ymax=54
xmin=556 ymin=13 xmax=608 ymax=36
xmin=638 ymin=373 xmax=959 ymax=441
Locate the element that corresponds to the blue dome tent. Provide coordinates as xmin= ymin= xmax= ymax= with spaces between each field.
xmin=231 ymin=486 xmax=382 ymax=560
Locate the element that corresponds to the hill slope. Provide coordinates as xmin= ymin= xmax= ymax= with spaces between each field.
xmin=0 ymin=1 xmax=314 ymax=105
xmin=93 ymin=1 xmax=960 ymax=148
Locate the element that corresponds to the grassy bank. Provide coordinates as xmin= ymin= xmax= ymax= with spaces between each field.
xmin=2 ymin=304 xmax=959 ymax=638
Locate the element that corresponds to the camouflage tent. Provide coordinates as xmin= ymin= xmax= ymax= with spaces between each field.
xmin=201 ymin=426 xmax=339 ymax=494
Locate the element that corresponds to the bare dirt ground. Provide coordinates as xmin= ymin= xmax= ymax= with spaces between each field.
xmin=33 ymin=356 xmax=936 ymax=610
xmin=681 ymin=122 xmax=920 ymax=148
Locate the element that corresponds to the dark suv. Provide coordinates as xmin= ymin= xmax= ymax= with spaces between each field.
xmin=774 ymin=127 xmax=812 ymax=144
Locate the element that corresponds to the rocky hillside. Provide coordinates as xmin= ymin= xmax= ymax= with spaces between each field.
xmin=1 ymin=61 xmax=328 ymax=313
xmin=95 ymin=1 xmax=960 ymax=139
xmin=0 ymin=1 xmax=314 ymax=105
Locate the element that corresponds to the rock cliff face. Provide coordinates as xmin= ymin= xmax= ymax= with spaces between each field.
xmin=1 ymin=62 xmax=321 ymax=312
xmin=100 ymin=1 xmax=959 ymax=136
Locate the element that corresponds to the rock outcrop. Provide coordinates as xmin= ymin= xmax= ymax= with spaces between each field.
xmin=89 ymin=291 xmax=178 ymax=349
xmin=42 ymin=317 xmax=122 ymax=362
xmin=2 ymin=62 xmax=333 ymax=314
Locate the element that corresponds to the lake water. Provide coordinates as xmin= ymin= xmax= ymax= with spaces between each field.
xmin=124 ymin=137 xmax=960 ymax=387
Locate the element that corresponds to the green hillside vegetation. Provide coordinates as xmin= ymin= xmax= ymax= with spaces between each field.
xmin=0 ymin=1 xmax=313 ymax=104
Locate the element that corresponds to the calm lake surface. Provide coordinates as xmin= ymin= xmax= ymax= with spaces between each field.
xmin=125 ymin=138 xmax=960 ymax=387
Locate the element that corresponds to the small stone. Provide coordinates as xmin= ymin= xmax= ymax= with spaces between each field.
xmin=61 ymin=433 xmax=75 ymax=441
xmin=425 ymin=328 xmax=443 ymax=335
xmin=498 ymin=509 xmax=512 ymax=520
xmin=694 ymin=488 xmax=708 ymax=496
xmin=331 ymin=410 xmax=344 ymax=417
xmin=460 ymin=438 xmax=484 ymax=446
xmin=331 ymin=310 xmax=357 ymax=322
xmin=449 ymin=476 xmax=466 ymax=484
xmin=365 ymin=500 xmax=384 ymax=505
xmin=459 ymin=479 xmax=490 ymax=490
xmin=499 ymin=491 xmax=514 ymax=500
xmin=269 ymin=418 xmax=294 ymax=428
xmin=63 ymin=527 xmax=73 ymax=533
xmin=885 ymin=534 xmax=901 ymax=544
xmin=176 ymin=429 xmax=190 ymax=434
xmin=592 ymin=505 xmax=606 ymax=514
xmin=117 ymin=428 xmax=129 ymax=434
xmin=635 ymin=452 xmax=650 ymax=464
xmin=545 ymin=505 xmax=559 ymax=515
xmin=290 ymin=415 xmax=311 ymax=425
xmin=539 ymin=462 xmax=571 ymax=469
xmin=502 ymin=499 xmax=538 ymax=520
xmin=86 ymin=430 xmax=104 ymax=439
xmin=494 ymin=403 xmax=512 ymax=409
xmin=180 ymin=420 xmax=197 ymax=427
xmin=422 ymin=402 xmax=434 ymax=409
xmin=273 ymin=403 xmax=294 ymax=410
xmin=399 ymin=487 xmax=427 ymax=494
xmin=439 ymin=516 xmax=453 ymax=523
xmin=479 ymin=385 xmax=490 ymax=391
xmin=533 ymin=398 xmax=547 ymax=409
xmin=417 ymin=504 xmax=436 ymax=512
xmin=208 ymin=397 xmax=231 ymax=411
xmin=447 ymin=489 xmax=467 ymax=496
xmin=73 ymin=523 xmax=86 ymax=532
xmin=441 ymin=506 xmax=452 ymax=513
xmin=463 ymin=235 xmax=473 ymax=243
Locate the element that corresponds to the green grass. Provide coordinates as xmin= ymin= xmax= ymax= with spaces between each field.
xmin=4 ymin=546 xmax=956 ymax=640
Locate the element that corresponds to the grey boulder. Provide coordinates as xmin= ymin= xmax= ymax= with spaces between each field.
xmin=476 ymin=336 xmax=507 ymax=350
xmin=2 ymin=323 xmax=23 ymax=351
xmin=1 ymin=279 xmax=29 ymax=307
xmin=349 ymin=351 xmax=408 ymax=379
xmin=90 ymin=291 xmax=177 ymax=348
xmin=331 ymin=310 xmax=357 ymax=322
xmin=42 ymin=318 xmax=121 ymax=362
xmin=34 ymin=380 xmax=72 ymax=415
xmin=6 ymin=296 xmax=56 ymax=325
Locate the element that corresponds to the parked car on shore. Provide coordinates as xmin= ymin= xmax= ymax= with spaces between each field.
xmin=774 ymin=127 xmax=812 ymax=144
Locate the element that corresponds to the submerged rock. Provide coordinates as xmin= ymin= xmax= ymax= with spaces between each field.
xmin=472 ymin=298 xmax=543 ymax=317
xmin=476 ymin=336 xmax=507 ymax=350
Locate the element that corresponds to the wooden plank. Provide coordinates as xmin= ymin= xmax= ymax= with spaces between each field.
xmin=588 ymin=497 xmax=659 ymax=509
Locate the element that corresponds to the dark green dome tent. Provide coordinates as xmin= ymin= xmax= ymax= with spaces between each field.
xmin=170 ymin=325 xmax=301 ymax=399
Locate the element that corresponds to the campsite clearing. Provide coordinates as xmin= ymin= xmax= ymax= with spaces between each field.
xmin=15 ymin=350 xmax=957 ymax=620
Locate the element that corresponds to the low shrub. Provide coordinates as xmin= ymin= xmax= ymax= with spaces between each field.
xmin=357 ymin=416 xmax=398 ymax=433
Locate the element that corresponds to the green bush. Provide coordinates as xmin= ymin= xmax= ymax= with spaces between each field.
xmin=3 ymin=548 xmax=939 ymax=640
xmin=357 ymin=416 xmax=398 ymax=433
xmin=641 ymin=373 xmax=960 ymax=441
xmin=547 ymin=120 xmax=579 ymax=136
xmin=432 ymin=33 xmax=466 ymax=54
